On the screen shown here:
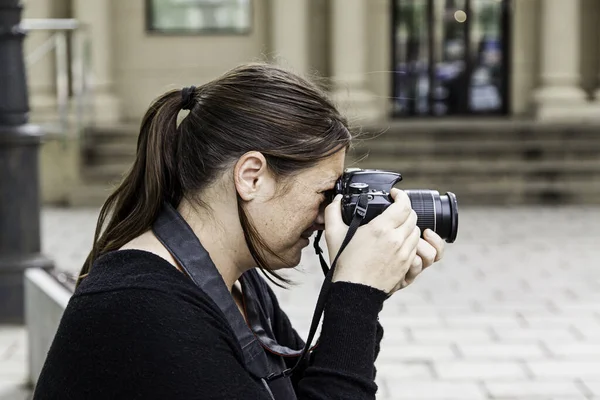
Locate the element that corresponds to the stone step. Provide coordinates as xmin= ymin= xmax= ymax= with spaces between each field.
xmin=354 ymin=138 xmax=600 ymax=157
xmin=356 ymin=158 xmax=600 ymax=175
xmin=67 ymin=183 xmax=113 ymax=208
xmin=90 ymin=142 xmax=137 ymax=160
xmin=362 ymin=119 xmax=600 ymax=140
xmin=82 ymin=123 xmax=140 ymax=147
xmin=402 ymin=180 xmax=600 ymax=206
xmin=81 ymin=162 xmax=132 ymax=183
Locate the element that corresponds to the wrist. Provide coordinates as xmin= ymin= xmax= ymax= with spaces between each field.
xmin=332 ymin=271 xmax=393 ymax=294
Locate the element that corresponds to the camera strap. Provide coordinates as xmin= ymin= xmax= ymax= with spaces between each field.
xmin=265 ymin=192 xmax=369 ymax=382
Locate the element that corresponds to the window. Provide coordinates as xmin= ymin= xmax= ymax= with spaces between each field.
xmin=146 ymin=0 xmax=252 ymax=34
xmin=391 ymin=0 xmax=511 ymax=117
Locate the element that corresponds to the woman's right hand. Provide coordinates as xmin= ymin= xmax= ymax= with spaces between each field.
xmin=324 ymin=188 xmax=421 ymax=295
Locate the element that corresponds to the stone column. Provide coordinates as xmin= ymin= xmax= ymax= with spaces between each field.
xmin=330 ymin=0 xmax=381 ymax=122
xmin=593 ymin=0 xmax=600 ymax=102
xmin=271 ymin=0 xmax=309 ymax=75
xmin=534 ymin=0 xmax=588 ymax=120
xmin=72 ymin=0 xmax=120 ymax=123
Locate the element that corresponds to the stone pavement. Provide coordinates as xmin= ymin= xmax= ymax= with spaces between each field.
xmin=1 ymin=205 xmax=600 ymax=399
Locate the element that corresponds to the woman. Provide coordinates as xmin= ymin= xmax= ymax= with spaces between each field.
xmin=33 ymin=63 xmax=445 ymax=399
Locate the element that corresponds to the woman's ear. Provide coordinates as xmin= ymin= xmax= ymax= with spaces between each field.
xmin=233 ymin=151 xmax=274 ymax=201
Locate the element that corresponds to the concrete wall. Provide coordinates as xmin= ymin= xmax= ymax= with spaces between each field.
xmin=110 ymin=0 xmax=271 ymax=121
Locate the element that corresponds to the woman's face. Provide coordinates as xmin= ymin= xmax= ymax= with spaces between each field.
xmin=240 ymin=149 xmax=346 ymax=270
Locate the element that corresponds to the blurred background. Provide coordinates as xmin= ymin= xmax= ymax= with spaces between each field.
xmin=1 ymin=0 xmax=599 ymax=399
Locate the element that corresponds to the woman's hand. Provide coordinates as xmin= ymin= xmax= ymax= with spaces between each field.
xmin=393 ymin=228 xmax=445 ymax=293
xmin=324 ymin=188 xmax=421 ymax=294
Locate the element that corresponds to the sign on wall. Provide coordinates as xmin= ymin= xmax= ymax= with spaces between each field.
xmin=146 ymin=0 xmax=252 ymax=34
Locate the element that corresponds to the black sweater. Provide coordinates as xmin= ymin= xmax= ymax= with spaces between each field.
xmin=33 ymin=250 xmax=388 ymax=399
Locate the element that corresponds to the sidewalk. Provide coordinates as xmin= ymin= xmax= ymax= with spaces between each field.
xmin=2 ymin=205 xmax=600 ymax=399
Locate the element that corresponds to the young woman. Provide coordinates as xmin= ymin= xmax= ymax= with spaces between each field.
xmin=33 ymin=63 xmax=444 ymax=399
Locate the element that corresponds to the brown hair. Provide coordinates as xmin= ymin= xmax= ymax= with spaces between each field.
xmin=77 ymin=63 xmax=353 ymax=288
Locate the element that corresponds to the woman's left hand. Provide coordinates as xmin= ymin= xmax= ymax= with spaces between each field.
xmin=396 ymin=228 xmax=445 ymax=290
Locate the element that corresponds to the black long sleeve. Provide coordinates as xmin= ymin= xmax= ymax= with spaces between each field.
xmin=33 ymin=250 xmax=387 ymax=399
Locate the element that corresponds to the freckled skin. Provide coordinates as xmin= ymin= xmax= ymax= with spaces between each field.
xmin=244 ymin=150 xmax=346 ymax=270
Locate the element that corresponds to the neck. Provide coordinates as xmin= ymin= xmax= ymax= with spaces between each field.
xmin=177 ymin=197 xmax=251 ymax=292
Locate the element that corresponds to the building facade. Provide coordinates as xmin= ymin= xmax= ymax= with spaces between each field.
xmin=20 ymin=0 xmax=600 ymax=204
xmin=22 ymin=0 xmax=600 ymax=125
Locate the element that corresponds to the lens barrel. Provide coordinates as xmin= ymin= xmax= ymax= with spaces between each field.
xmin=403 ymin=190 xmax=458 ymax=243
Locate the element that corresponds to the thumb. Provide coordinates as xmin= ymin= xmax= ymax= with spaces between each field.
xmin=324 ymin=194 xmax=344 ymax=229
xmin=324 ymin=194 xmax=346 ymax=261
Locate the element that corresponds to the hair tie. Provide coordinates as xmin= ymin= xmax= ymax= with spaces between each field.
xmin=181 ymin=85 xmax=196 ymax=110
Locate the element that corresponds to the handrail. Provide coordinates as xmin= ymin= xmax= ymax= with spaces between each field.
xmin=21 ymin=18 xmax=84 ymax=31
xmin=21 ymin=18 xmax=94 ymax=139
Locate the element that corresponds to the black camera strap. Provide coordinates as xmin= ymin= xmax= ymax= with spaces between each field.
xmin=266 ymin=192 xmax=369 ymax=382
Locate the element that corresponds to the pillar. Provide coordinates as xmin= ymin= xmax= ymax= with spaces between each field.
xmin=329 ymin=0 xmax=381 ymax=122
xmin=72 ymin=0 xmax=121 ymax=123
xmin=270 ymin=0 xmax=309 ymax=75
xmin=0 ymin=0 xmax=53 ymax=323
xmin=534 ymin=0 xmax=588 ymax=120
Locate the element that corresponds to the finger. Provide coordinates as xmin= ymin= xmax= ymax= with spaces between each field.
xmin=371 ymin=189 xmax=413 ymax=229
xmin=392 ymin=209 xmax=418 ymax=239
xmin=405 ymin=255 xmax=423 ymax=283
xmin=416 ymin=238 xmax=437 ymax=269
xmin=324 ymin=194 xmax=345 ymax=229
xmin=396 ymin=225 xmax=421 ymax=263
xmin=390 ymin=278 xmax=409 ymax=295
xmin=424 ymin=229 xmax=445 ymax=262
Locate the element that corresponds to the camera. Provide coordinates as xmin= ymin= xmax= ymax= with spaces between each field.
xmin=330 ymin=168 xmax=458 ymax=243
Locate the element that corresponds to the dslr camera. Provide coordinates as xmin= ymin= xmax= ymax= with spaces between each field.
xmin=330 ymin=168 xmax=458 ymax=243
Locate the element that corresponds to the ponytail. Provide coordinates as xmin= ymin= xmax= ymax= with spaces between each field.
xmin=77 ymin=89 xmax=185 ymax=285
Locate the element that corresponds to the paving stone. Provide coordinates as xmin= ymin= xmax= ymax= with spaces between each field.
xmin=483 ymin=380 xmax=585 ymax=398
xmin=543 ymin=342 xmax=600 ymax=359
xmin=376 ymin=343 xmax=457 ymax=362
xmin=433 ymin=361 xmax=528 ymax=380
xmin=492 ymin=327 xmax=580 ymax=343
xmin=443 ymin=314 xmax=525 ymax=329
xmin=409 ymin=327 xmax=495 ymax=343
xmin=384 ymin=381 xmax=487 ymax=399
xmin=375 ymin=361 xmax=435 ymax=380
xmin=456 ymin=343 xmax=548 ymax=360
xmin=527 ymin=361 xmax=600 ymax=378
xmin=581 ymin=380 xmax=600 ymax=396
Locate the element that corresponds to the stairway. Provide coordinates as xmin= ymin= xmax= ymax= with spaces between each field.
xmin=349 ymin=119 xmax=600 ymax=205
xmin=68 ymin=123 xmax=138 ymax=207
xmin=70 ymin=119 xmax=600 ymax=207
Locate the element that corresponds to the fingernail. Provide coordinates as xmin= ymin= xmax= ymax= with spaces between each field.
xmin=334 ymin=194 xmax=343 ymax=201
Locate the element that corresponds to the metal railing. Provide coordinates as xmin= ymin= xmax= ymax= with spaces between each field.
xmin=21 ymin=18 xmax=94 ymax=139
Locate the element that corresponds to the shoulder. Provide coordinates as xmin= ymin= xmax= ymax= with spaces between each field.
xmin=64 ymin=250 xmax=238 ymax=354
xmin=38 ymin=285 xmax=250 ymax=399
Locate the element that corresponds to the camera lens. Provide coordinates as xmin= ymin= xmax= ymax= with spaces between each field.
xmin=403 ymin=190 xmax=458 ymax=243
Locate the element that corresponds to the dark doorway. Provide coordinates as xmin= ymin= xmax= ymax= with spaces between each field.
xmin=391 ymin=0 xmax=511 ymax=117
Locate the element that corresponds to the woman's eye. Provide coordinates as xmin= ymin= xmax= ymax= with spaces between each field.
xmin=321 ymin=189 xmax=335 ymax=203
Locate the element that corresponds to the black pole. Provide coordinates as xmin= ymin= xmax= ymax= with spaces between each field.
xmin=0 ymin=0 xmax=53 ymax=324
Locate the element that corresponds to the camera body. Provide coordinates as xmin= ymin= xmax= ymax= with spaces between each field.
xmin=332 ymin=168 xmax=459 ymax=243
xmin=334 ymin=168 xmax=401 ymax=225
